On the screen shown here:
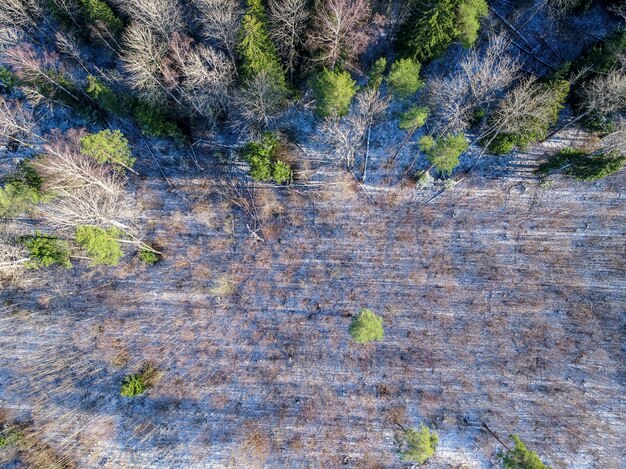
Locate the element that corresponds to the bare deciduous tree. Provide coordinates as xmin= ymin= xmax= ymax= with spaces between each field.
xmin=581 ymin=69 xmax=626 ymax=120
xmin=111 ymin=0 xmax=184 ymax=37
xmin=193 ymin=0 xmax=242 ymax=63
xmin=232 ymin=71 xmax=288 ymax=136
xmin=428 ymin=33 xmax=520 ymax=135
xmin=305 ymin=0 xmax=372 ymax=70
xmin=0 ymin=0 xmax=41 ymax=30
xmin=268 ymin=0 xmax=309 ymax=77
xmin=0 ymin=96 xmax=39 ymax=148
xmin=601 ymin=117 xmax=626 ymax=155
xmin=0 ymin=226 xmax=29 ymax=284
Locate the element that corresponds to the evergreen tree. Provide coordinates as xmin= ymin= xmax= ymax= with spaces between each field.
xmin=498 ymin=435 xmax=551 ymax=469
xmin=80 ymin=129 xmax=135 ymax=171
xmin=425 ymin=133 xmax=468 ymax=175
xmin=239 ymin=0 xmax=287 ymax=90
xmin=388 ymin=58 xmax=423 ymax=99
xmin=349 ymin=309 xmax=384 ymax=343
xmin=399 ymin=106 xmax=429 ymax=130
xmin=24 ymin=232 xmax=72 ymax=269
xmin=75 ymin=226 xmax=124 ymax=266
xmin=312 ymin=68 xmax=358 ymax=118
xmin=399 ymin=424 xmax=439 ymax=464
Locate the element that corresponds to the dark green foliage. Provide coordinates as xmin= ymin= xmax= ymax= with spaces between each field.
xmin=367 ymin=57 xmax=387 ymax=89
xmin=86 ymin=75 xmax=123 ymax=114
xmin=498 ymin=435 xmax=551 ymax=469
xmin=312 ymin=69 xmax=358 ymax=118
xmin=139 ymin=249 xmax=160 ymax=265
xmin=349 ymin=309 xmax=383 ymax=343
xmin=79 ymin=0 xmax=123 ymax=32
xmin=537 ymin=148 xmax=626 ymax=181
xmin=80 ymin=129 xmax=135 ymax=170
xmin=242 ymin=133 xmax=291 ymax=183
xmin=489 ymin=79 xmax=570 ymax=154
xmin=132 ymin=101 xmax=183 ymax=139
xmin=0 ymin=66 xmax=19 ymax=92
xmin=0 ymin=161 xmax=44 ymax=217
xmin=24 ymin=232 xmax=72 ymax=269
xmin=397 ymin=0 xmax=487 ymax=62
xmin=399 ymin=424 xmax=439 ymax=464
xmin=239 ymin=0 xmax=287 ymax=90
xmin=121 ymin=364 xmax=159 ymax=397
xmin=425 ymin=133 xmax=468 ymax=175
xmin=399 ymin=106 xmax=429 ymax=130
xmin=75 ymin=226 xmax=124 ymax=266
xmin=388 ymin=58 xmax=423 ymax=99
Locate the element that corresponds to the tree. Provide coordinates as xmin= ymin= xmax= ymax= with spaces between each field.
xmin=0 ymin=96 xmax=39 ymax=149
xmin=537 ymin=148 xmax=626 ymax=181
xmin=111 ymin=0 xmax=183 ymax=37
xmin=233 ymin=71 xmax=288 ymax=135
xmin=398 ymin=424 xmax=439 ymax=464
xmin=79 ymin=0 xmax=123 ymax=32
xmin=580 ymin=70 xmax=626 ymax=123
xmin=312 ymin=68 xmax=358 ymax=118
xmin=85 ymin=75 xmax=122 ymax=114
xmin=239 ymin=0 xmax=286 ymax=88
xmin=242 ymin=132 xmax=292 ymax=183
xmin=497 ymin=434 xmax=551 ymax=469
xmin=75 ymin=225 xmax=123 ymax=266
xmin=397 ymin=0 xmax=487 ymax=62
xmin=305 ymin=0 xmax=372 ymax=70
xmin=349 ymin=309 xmax=383 ymax=343
xmin=80 ymin=129 xmax=135 ymax=171
xmin=23 ymin=232 xmax=72 ymax=269
xmin=193 ymin=0 xmax=242 ymax=62
xmin=388 ymin=58 xmax=423 ymax=99
xmin=268 ymin=0 xmax=309 ymax=77
xmin=0 ymin=161 xmax=43 ymax=218
xmin=399 ymin=106 xmax=429 ymax=130
xmin=424 ymin=133 xmax=468 ymax=175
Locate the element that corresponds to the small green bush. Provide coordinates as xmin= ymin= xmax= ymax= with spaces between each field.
xmin=139 ymin=249 xmax=159 ymax=265
xmin=497 ymin=434 xmax=551 ymax=469
xmin=121 ymin=364 xmax=158 ymax=397
xmin=399 ymin=424 xmax=439 ymax=464
xmin=312 ymin=69 xmax=358 ymax=118
xmin=425 ymin=133 xmax=468 ymax=175
xmin=0 ymin=429 xmax=20 ymax=449
xmin=399 ymin=106 xmax=429 ymax=130
xmin=368 ymin=57 xmax=387 ymax=89
xmin=75 ymin=226 xmax=124 ymax=266
xmin=86 ymin=75 xmax=124 ymax=114
xmin=0 ymin=161 xmax=44 ymax=217
xmin=0 ymin=66 xmax=19 ymax=92
xmin=80 ymin=129 xmax=135 ymax=170
xmin=79 ymin=0 xmax=123 ymax=32
xmin=388 ymin=58 xmax=423 ymax=99
xmin=133 ymin=101 xmax=183 ymax=139
xmin=24 ymin=232 xmax=72 ymax=269
xmin=349 ymin=309 xmax=384 ymax=343
xmin=242 ymin=132 xmax=292 ymax=184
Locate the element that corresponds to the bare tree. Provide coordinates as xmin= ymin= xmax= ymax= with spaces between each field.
xmin=0 ymin=225 xmax=29 ymax=284
xmin=305 ymin=0 xmax=372 ymax=70
xmin=0 ymin=0 xmax=41 ymax=31
xmin=268 ymin=0 xmax=309 ymax=77
xmin=428 ymin=33 xmax=521 ymax=135
xmin=608 ymin=2 xmax=626 ymax=21
xmin=581 ymin=69 xmax=626 ymax=120
xmin=111 ymin=0 xmax=184 ymax=37
xmin=193 ymin=0 xmax=242 ymax=63
xmin=232 ymin=71 xmax=288 ymax=136
xmin=601 ymin=117 xmax=626 ymax=155
xmin=0 ymin=96 xmax=40 ymax=149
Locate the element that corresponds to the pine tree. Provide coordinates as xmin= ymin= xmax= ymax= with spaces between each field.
xmin=312 ymin=68 xmax=358 ymax=118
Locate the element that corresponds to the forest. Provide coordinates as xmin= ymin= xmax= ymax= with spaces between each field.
xmin=0 ymin=0 xmax=624 ymax=467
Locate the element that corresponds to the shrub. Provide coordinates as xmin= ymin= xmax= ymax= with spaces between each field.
xmin=0 ymin=161 xmax=44 ymax=218
xmin=0 ymin=66 xmax=19 ymax=92
xmin=388 ymin=58 xmax=423 ymax=99
xmin=75 ymin=226 xmax=124 ymax=266
xmin=399 ymin=106 xmax=429 ymax=130
xmin=139 ymin=249 xmax=159 ymax=265
xmin=368 ymin=57 xmax=387 ymax=89
xmin=121 ymin=364 xmax=159 ymax=397
xmin=425 ymin=133 xmax=468 ymax=175
xmin=86 ymin=75 xmax=123 ymax=114
xmin=242 ymin=133 xmax=292 ymax=183
xmin=24 ymin=232 xmax=72 ymax=269
xmin=488 ymin=134 xmax=516 ymax=155
xmin=537 ymin=148 xmax=626 ymax=181
xmin=399 ymin=424 xmax=439 ymax=464
xmin=133 ymin=101 xmax=183 ymax=139
xmin=312 ymin=68 xmax=358 ymax=118
xmin=497 ymin=434 xmax=551 ymax=469
xmin=349 ymin=309 xmax=383 ymax=343
xmin=80 ymin=129 xmax=135 ymax=170
xmin=79 ymin=0 xmax=123 ymax=32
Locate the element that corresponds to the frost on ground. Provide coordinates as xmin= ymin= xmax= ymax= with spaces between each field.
xmin=0 ymin=127 xmax=624 ymax=468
